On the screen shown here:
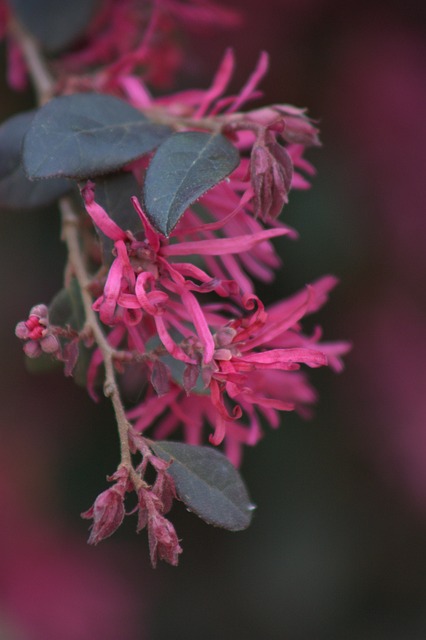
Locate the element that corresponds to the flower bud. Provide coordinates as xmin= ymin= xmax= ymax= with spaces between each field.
xmin=148 ymin=512 xmax=182 ymax=568
xmin=23 ymin=340 xmax=42 ymax=358
xmin=81 ymin=486 xmax=126 ymax=545
xmin=15 ymin=321 xmax=29 ymax=340
xmin=250 ymin=137 xmax=293 ymax=219
xmin=29 ymin=304 xmax=49 ymax=319
xmin=40 ymin=334 xmax=60 ymax=354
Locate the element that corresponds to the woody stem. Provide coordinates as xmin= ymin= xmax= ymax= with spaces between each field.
xmin=10 ymin=16 xmax=142 ymax=487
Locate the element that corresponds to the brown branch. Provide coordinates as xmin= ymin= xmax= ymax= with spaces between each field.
xmin=11 ymin=17 xmax=142 ymax=488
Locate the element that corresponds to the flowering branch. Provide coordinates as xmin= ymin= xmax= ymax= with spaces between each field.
xmin=5 ymin=0 xmax=350 ymax=567
xmin=61 ymin=200 xmax=139 ymax=476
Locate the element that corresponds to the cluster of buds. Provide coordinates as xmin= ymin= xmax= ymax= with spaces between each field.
xmin=15 ymin=305 xmax=60 ymax=359
xmin=82 ymin=437 xmax=182 ymax=567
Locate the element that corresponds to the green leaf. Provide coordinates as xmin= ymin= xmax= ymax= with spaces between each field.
xmin=94 ymin=172 xmax=141 ymax=264
xmin=25 ymin=353 xmax=62 ymax=375
xmin=0 ymin=111 xmax=71 ymax=211
xmin=143 ymin=131 xmax=240 ymax=236
xmin=23 ymin=94 xmax=173 ymax=180
xmin=48 ymin=279 xmax=91 ymax=385
xmin=150 ymin=441 xmax=255 ymax=531
xmin=8 ymin=0 xmax=99 ymax=53
xmin=49 ymin=277 xmax=85 ymax=331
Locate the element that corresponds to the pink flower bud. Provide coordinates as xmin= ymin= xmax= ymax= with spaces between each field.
xmin=250 ymin=137 xmax=293 ymax=219
xmin=81 ymin=486 xmax=126 ymax=545
xmin=25 ymin=315 xmax=41 ymax=331
xmin=15 ymin=321 xmax=29 ymax=340
xmin=148 ymin=512 xmax=182 ymax=568
xmin=40 ymin=334 xmax=60 ymax=354
xmin=29 ymin=304 xmax=49 ymax=319
xmin=280 ymin=114 xmax=320 ymax=146
xmin=267 ymin=106 xmax=320 ymax=146
xmin=23 ymin=340 xmax=42 ymax=358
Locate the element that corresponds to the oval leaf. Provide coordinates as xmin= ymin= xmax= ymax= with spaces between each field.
xmin=143 ymin=131 xmax=240 ymax=236
xmin=150 ymin=441 xmax=255 ymax=531
xmin=23 ymin=94 xmax=173 ymax=180
xmin=0 ymin=111 xmax=70 ymax=211
xmin=8 ymin=0 xmax=99 ymax=53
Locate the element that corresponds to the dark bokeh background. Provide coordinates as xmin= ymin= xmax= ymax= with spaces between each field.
xmin=1 ymin=1 xmax=426 ymax=638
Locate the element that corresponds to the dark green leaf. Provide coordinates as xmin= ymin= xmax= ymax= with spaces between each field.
xmin=72 ymin=343 xmax=93 ymax=387
xmin=0 ymin=111 xmax=71 ymax=211
xmin=23 ymin=94 xmax=173 ymax=180
xmin=151 ymin=441 xmax=255 ymax=531
xmin=8 ymin=0 xmax=99 ymax=53
xmin=48 ymin=279 xmax=90 ymax=385
xmin=94 ymin=172 xmax=140 ymax=264
xmin=143 ymin=131 xmax=240 ymax=236
xmin=49 ymin=277 xmax=85 ymax=331
xmin=25 ymin=353 xmax=61 ymax=374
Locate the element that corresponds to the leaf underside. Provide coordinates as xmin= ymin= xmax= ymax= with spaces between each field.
xmin=151 ymin=441 xmax=254 ymax=531
xmin=23 ymin=94 xmax=173 ymax=180
xmin=143 ymin=131 xmax=240 ymax=236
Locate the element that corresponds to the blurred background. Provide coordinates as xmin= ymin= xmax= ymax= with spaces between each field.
xmin=1 ymin=0 xmax=426 ymax=638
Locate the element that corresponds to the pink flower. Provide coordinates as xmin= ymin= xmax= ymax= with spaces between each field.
xmin=81 ymin=182 xmax=290 ymax=372
xmin=118 ymin=49 xmax=320 ymax=224
xmin=128 ymin=277 xmax=350 ymax=466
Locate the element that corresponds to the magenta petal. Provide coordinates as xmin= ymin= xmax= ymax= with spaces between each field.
xmin=81 ymin=182 xmax=128 ymax=241
xmin=195 ymin=48 xmax=235 ymax=118
xmin=98 ymin=257 xmax=123 ymax=324
xmin=162 ymin=227 xmax=289 ymax=257
xmin=238 ymin=348 xmax=328 ymax=369
xmin=154 ymin=316 xmax=194 ymax=364
xmin=227 ymin=51 xmax=269 ymax=114
xmin=180 ymin=289 xmax=215 ymax=364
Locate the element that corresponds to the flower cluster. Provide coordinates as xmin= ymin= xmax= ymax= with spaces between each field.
xmin=9 ymin=0 xmax=349 ymax=566
xmin=80 ymin=175 xmax=349 ymax=466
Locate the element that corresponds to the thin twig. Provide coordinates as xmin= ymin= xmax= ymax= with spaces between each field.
xmin=8 ymin=17 xmax=55 ymax=104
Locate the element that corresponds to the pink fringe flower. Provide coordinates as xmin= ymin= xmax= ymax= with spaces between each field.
xmin=128 ymin=277 xmax=350 ymax=466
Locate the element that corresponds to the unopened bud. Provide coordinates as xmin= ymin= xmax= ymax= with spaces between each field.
xmin=40 ymin=334 xmax=60 ymax=354
xmin=15 ymin=321 xmax=29 ymax=340
xmin=250 ymin=137 xmax=293 ymax=219
xmin=29 ymin=304 xmax=49 ymax=319
xmin=23 ymin=340 xmax=42 ymax=358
